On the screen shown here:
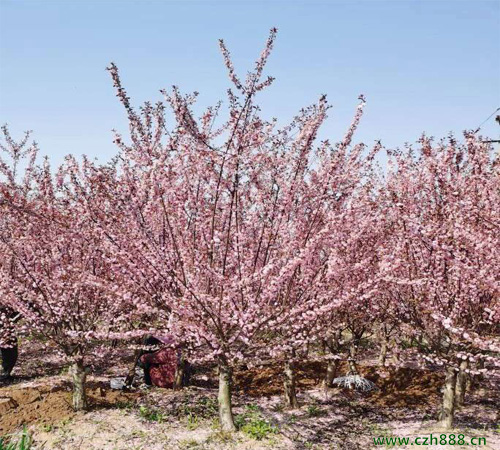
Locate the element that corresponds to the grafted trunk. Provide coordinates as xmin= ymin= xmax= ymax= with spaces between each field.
xmin=455 ymin=360 xmax=468 ymax=407
xmin=378 ymin=324 xmax=388 ymax=366
xmin=218 ymin=362 xmax=236 ymax=431
xmin=391 ymin=339 xmax=400 ymax=365
xmin=70 ymin=359 xmax=88 ymax=411
xmin=174 ymin=352 xmax=186 ymax=390
xmin=378 ymin=338 xmax=388 ymax=366
xmin=322 ymin=359 xmax=339 ymax=388
xmin=347 ymin=358 xmax=358 ymax=375
xmin=124 ymin=348 xmax=142 ymax=388
xmin=348 ymin=343 xmax=359 ymax=375
xmin=439 ymin=365 xmax=456 ymax=430
xmin=284 ymin=359 xmax=299 ymax=408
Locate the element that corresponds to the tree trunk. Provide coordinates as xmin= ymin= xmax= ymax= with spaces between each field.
xmin=391 ymin=339 xmax=400 ymax=365
xmin=348 ymin=343 xmax=359 ymax=375
xmin=439 ymin=365 xmax=456 ymax=430
xmin=283 ymin=359 xmax=299 ymax=408
xmin=348 ymin=358 xmax=359 ymax=375
xmin=378 ymin=338 xmax=388 ymax=366
xmin=322 ymin=359 xmax=338 ymax=388
xmin=455 ymin=360 xmax=468 ymax=407
xmin=70 ymin=359 xmax=88 ymax=411
xmin=173 ymin=353 xmax=186 ymax=390
xmin=218 ymin=362 xmax=236 ymax=431
xmin=378 ymin=324 xmax=388 ymax=366
xmin=124 ymin=348 xmax=142 ymax=388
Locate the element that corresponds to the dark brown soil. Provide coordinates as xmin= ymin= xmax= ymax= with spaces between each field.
xmin=0 ymin=361 xmax=444 ymax=435
xmin=0 ymin=379 xmax=139 ymax=434
xmin=233 ymin=361 xmax=443 ymax=408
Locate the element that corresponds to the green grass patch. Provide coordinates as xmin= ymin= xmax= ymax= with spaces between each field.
xmin=234 ymin=405 xmax=278 ymax=440
xmin=0 ymin=427 xmax=32 ymax=450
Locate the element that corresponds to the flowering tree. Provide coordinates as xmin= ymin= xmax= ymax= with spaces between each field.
xmin=0 ymin=126 xmax=39 ymax=378
xmin=313 ymin=172 xmax=385 ymax=391
xmin=380 ymin=133 xmax=500 ymax=428
xmin=78 ymin=28 xmax=387 ymax=428
xmin=4 ymin=27 xmax=497 ymax=435
xmin=0 ymin=143 xmax=134 ymax=409
xmin=253 ymin=108 xmax=385 ymax=405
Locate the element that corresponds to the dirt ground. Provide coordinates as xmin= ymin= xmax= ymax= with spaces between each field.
xmin=1 ymin=342 xmax=499 ymax=449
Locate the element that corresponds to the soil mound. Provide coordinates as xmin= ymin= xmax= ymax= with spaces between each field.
xmin=0 ymin=379 xmax=138 ymax=434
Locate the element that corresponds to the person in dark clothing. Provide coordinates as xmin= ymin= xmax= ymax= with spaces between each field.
xmin=137 ymin=335 xmax=190 ymax=388
xmin=0 ymin=341 xmax=18 ymax=380
xmin=140 ymin=345 xmax=178 ymax=387
xmin=0 ymin=308 xmax=18 ymax=381
xmin=138 ymin=336 xmax=161 ymax=385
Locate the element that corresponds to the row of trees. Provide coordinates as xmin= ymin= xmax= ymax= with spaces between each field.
xmin=1 ymin=30 xmax=498 ymax=430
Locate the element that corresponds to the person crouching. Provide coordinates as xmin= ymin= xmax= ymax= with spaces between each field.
xmin=138 ymin=336 xmax=178 ymax=388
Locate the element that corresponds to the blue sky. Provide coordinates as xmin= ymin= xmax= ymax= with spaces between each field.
xmin=1 ymin=0 xmax=499 ymax=167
